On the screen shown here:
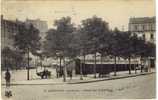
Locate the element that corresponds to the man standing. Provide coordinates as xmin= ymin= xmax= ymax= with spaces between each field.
xmin=5 ymin=69 xmax=12 ymax=97
xmin=5 ymin=69 xmax=11 ymax=87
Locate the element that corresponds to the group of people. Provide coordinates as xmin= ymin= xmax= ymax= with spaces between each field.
xmin=56 ymin=66 xmax=73 ymax=80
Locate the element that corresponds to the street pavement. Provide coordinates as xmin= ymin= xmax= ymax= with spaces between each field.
xmin=1 ymin=73 xmax=156 ymax=100
xmin=1 ymin=68 xmax=155 ymax=85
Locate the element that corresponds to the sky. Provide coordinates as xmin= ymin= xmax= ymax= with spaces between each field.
xmin=2 ymin=0 xmax=155 ymax=31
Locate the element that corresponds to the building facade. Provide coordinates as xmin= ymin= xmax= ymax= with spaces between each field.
xmin=25 ymin=19 xmax=48 ymax=40
xmin=1 ymin=15 xmax=27 ymax=69
xmin=129 ymin=17 xmax=156 ymax=69
xmin=1 ymin=15 xmax=24 ymax=50
xmin=128 ymin=17 xmax=156 ymax=43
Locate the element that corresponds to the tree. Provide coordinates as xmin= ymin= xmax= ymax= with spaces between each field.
xmin=145 ymin=42 xmax=156 ymax=71
xmin=44 ymin=17 xmax=75 ymax=82
xmin=117 ymin=32 xmax=153 ymax=74
xmin=129 ymin=33 xmax=140 ymax=74
xmin=118 ymin=31 xmax=135 ymax=74
xmin=11 ymin=49 xmax=25 ymax=70
xmin=44 ymin=29 xmax=64 ymax=76
xmin=80 ymin=16 xmax=109 ymax=78
xmin=2 ymin=47 xmax=25 ymax=70
xmin=128 ymin=33 xmax=146 ymax=74
xmin=98 ymin=30 xmax=112 ymax=76
xmin=14 ymin=23 xmax=41 ymax=80
xmin=108 ymin=28 xmax=123 ymax=76
xmin=137 ymin=40 xmax=156 ymax=72
xmin=2 ymin=47 xmax=13 ymax=70
xmin=75 ymin=27 xmax=90 ymax=80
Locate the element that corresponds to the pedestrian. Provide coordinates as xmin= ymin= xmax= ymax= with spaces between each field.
xmin=69 ymin=70 xmax=72 ymax=80
xmin=141 ymin=64 xmax=144 ymax=73
xmin=5 ymin=68 xmax=12 ymax=98
xmin=5 ymin=69 xmax=11 ymax=87
xmin=56 ymin=66 xmax=60 ymax=78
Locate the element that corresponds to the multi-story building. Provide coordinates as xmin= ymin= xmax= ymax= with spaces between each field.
xmin=129 ymin=17 xmax=156 ymax=69
xmin=128 ymin=17 xmax=156 ymax=43
xmin=1 ymin=16 xmax=48 ymax=70
xmin=25 ymin=19 xmax=48 ymax=40
xmin=1 ymin=15 xmax=24 ymax=50
xmin=1 ymin=15 xmax=27 ymax=69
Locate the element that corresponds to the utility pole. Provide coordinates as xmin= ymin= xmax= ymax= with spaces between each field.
xmin=80 ymin=50 xmax=83 ymax=80
xmin=27 ymin=48 xmax=30 ymax=80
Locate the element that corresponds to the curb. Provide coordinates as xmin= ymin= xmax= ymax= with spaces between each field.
xmin=67 ymin=72 xmax=155 ymax=84
xmin=1 ymin=72 xmax=155 ymax=86
xmin=1 ymin=82 xmax=65 ymax=86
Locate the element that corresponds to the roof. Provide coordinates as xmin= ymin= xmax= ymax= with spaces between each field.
xmin=129 ymin=17 xmax=156 ymax=24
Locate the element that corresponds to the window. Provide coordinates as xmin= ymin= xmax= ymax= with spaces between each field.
xmin=142 ymin=34 xmax=145 ymax=40
xmin=134 ymin=25 xmax=138 ymax=31
xmin=142 ymin=25 xmax=145 ymax=31
xmin=151 ymin=24 xmax=155 ymax=31
xmin=150 ymin=34 xmax=154 ymax=39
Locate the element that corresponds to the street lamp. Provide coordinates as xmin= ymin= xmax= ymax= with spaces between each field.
xmin=80 ymin=50 xmax=83 ymax=80
xmin=56 ymin=51 xmax=66 ymax=82
xmin=56 ymin=52 xmax=62 ymax=77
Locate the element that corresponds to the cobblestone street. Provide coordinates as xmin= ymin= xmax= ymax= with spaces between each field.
xmin=1 ymin=73 xmax=155 ymax=100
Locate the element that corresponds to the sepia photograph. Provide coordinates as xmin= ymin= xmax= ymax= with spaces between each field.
xmin=1 ymin=0 xmax=156 ymax=100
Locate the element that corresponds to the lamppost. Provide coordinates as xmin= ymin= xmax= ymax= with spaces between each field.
xmin=56 ymin=51 xmax=66 ymax=82
xmin=80 ymin=50 xmax=83 ymax=80
xmin=56 ymin=52 xmax=62 ymax=77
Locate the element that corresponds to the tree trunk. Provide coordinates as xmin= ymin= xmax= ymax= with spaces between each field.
xmin=83 ymin=54 xmax=85 ymax=70
xmin=128 ymin=56 xmax=131 ymax=74
xmin=63 ymin=57 xmax=67 ymax=82
xmin=134 ymin=59 xmax=137 ymax=74
xmin=99 ymin=54 xmax=103 ymax=78
xmin=40 ymin=58 xmax=43 ymax=69
xmin=35 ymin=57 xmax=36 ymax=68
xmin=149 ymin=59 xmax=151 ymax=72
xmin=80 ymin=60 xmax=83 ymax=80
xmin=44 ymin=58 xmax=46 ymax=70
xmin=59 ymin=57 xmax=62 ymax=77
xmin=15 ymin=59 xmax=18 ymax=70
xmin=140 ymin=56 xmax=143 ymax=73
xmin=36 ymin=66 xmax=38 ymax=73
xmin=114 ymin=56 xmax=117 ymax=76
xmin=5 ymin=55 xmax=7 ymax=70
xmin=27 ymin=48 xmax=30 ymax=80
xmin=94 ymin=52 xmax=97 ymax=78
xmin=80 ymin=54 xmax=84 ymax=80
xmin=101 ymin=54 xmax=103 ymax=65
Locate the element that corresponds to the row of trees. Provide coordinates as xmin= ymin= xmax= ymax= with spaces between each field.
xmin=2 ymin=16 xmax=155 ymax=81
xmin=14 ymin=24 xmax=41 ymax=80
xmin=43 ymin=16 xmax=155 ymax=81
xmin=2 ymin=47 xmax=25 ymax=70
